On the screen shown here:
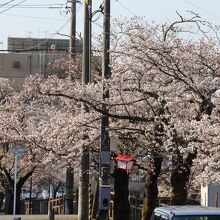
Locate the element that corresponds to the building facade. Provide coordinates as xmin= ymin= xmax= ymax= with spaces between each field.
xmin=0 ymin=37 xmax=82 ymax=91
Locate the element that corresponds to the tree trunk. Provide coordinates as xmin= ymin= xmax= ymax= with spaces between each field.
xmin=171 ymin=150 xmax=197 ymax=205
xmin=4 ymin=190 xmax=13 ymax=214
xmin=0 ymin=192 xmax=4 ymax=211
xmin=114 ymin=169 xmax=130 ymax=220
xmin=16 ymin=185 xmax=22 ymax=214
xmin=65 ymin=167 xmax=74 ymax=214
xmin=142 ymin=155 xmax=163 ymax=220
xmin=171 ymin=168 xmax=188 ymax=205
xmin=1 ymin=166 xmax=36 ymax=214
xmin=4 ymin=184 xmax=23 ymax=214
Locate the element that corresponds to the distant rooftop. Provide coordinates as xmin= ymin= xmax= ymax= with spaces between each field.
xmin=7 ymin=37 xmax=82 ymax=52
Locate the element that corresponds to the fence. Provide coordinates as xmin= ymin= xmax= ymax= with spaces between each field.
xmin=25 ymin=197 xmax=65 ymax=215
xmin=129 ymin=195 xmax=143 ymax=220
xmin=24 ymin=192 xmax=78 ymax=215
xmin=129 ymin=196 xmax=174 ymax=220
xmin=49 ymin=196 xmax=64 ymax=214
xmin=24 ymin=199 xmax=48 ymax=214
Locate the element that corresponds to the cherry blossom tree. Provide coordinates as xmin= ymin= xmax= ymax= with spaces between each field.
xmin=34 ymin=16 xmax=220 ymax=219
xmin=108 ymin=17 xmax=220 ymax=217
xmin=0 ymin=75 xmax=77 ymax=213
xmin=1 ymin=15 xmax=220 ymax=219
xmin=0 ymin=73 xmax=101 ymax=213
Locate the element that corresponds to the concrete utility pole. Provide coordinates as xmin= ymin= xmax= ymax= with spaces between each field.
xmin=69 ymin=0 xmax=77 ymax=59
xmin=65 ymin=1 xmax=78 ymax=214
xmin=96 ymin=0 xmax=111 ymax=219
xmin=78 ymin=0 xmax=92 ymax=219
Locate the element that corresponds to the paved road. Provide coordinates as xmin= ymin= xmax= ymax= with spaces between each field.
xmin=0 ymin=215 xmax=78 ymax=220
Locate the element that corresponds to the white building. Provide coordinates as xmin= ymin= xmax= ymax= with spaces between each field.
xmin=201 ymin=184 xmax=220 ymax=207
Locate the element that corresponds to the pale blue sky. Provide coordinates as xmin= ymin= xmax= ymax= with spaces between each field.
xmin=0 ymin=0 xmax=220 ymax=50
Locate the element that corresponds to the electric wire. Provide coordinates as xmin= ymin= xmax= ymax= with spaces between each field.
xmin=0 ymin=4 xmax=68 ymax=9
xmin=183 ymin=0 xmax=220 ymax=21
xmin=1 ymin=1 xmax=82 ymax=20
xmin=0 ymin=4 xmax=65 ymax=7
xmin=0 ymin=18 xmax=71 ymax=53
xmin=0 ymin=6 xmax=66 ymax=9
xmin=4 ymin=1 xmax=83 ymax=51
xmin=0 ymin=0 xmax=82 ymax=51
xmin=8 ymin=16 xmax=73 ymax=52
xmin=90 ymin=3 xmax=103 ymax=22
xmin=1 ymin=13 xmax=67 ymax=21
xmin=0 ymin=0 xmax=26 ymax=14
xmin=116 ymin=0 xmax=136 ymax=16
xmin=0 ymin=0 xmax=17 ymax=8
xmin=91 ymin=13 xmax=102 ymax=23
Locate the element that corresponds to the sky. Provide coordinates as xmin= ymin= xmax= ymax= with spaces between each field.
xmin=0 ymin=0 xmax=220 ymax=50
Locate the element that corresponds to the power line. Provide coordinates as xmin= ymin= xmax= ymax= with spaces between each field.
xmin=0 ymin=4 xmax=65 ymax=7
xmin=0 ymin=0 xmax=17 ymax=8
xmin=2 ymin=13 xmax=67 ymax=21
xmin=1 ymin=6 xmax=66 ymax=9
xmin=116 ymin=0 xmax=136 ymax=16
xmin=183 ymin=0 xmax=220 ymax=21
xmin=0 ymin=0 xmax=83 ymax=51
xmin=0 ymin=0 xmax=26 ymax=14
xmin=0 ymin=1 xmax=83 ymax=52
xmin=9 ymin=18 xmax=72 ymax=52
xmin=1 ymin=2 xmax=83 ymax=21
xmin=90 ymin=3 xmax=103 ymax=22
xmin=56 ymin=18 xmax=71 ymax=33
xmin=0 ymin=4 xmax=68 ymax=9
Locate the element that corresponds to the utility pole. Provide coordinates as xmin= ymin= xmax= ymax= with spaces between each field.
xmin=65 ymin=0 xmax=78 ymax=215
xmin=69 ymin=0 xmax=77 ymax=59
xmin=78 ymin=0 xmax=92 ymax=219
xmin=96 ymin=0 xmax=111 ymax=220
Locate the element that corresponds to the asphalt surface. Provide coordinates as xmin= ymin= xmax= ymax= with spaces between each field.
xmin=0 ymin=215 xmax=78 ymax=220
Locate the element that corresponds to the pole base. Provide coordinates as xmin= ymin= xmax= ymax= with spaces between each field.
xmin=96 ymin=210 xmax=109 ymax=220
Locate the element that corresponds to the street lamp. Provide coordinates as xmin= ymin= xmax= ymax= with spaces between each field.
xmin=13 ymin=147 xmax=24 ymax=219
xmin=115 ymin=155 xmax=138 ymax=174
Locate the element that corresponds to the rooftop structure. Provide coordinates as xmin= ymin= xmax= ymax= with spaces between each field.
xmin=7 ymin=37 xmax=82 ymax=53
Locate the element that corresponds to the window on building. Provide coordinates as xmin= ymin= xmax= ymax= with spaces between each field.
xmin=13 ymin=61 xmax=20 ymax=69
